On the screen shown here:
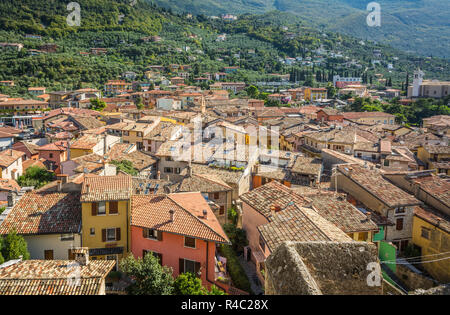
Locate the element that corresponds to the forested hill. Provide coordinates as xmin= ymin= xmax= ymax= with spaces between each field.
xmin=0 ymin=0 xmax=448 ymax=94
xmin=152 ymin=0 xmax=450 ymax=59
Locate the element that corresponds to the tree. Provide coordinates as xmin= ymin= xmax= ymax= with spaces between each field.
xmin=17 ymin=166 xmax=55 ymax=189
xmin=111 ymin=160 xmax=139 ymax=176
xmin=223 ymin=223 xmax=248 ymax=253
xmin=174 ymin=273 xmax=227 ymax=295
xmin=174 ymin=272 xmax=208 ymax=295
xmin=326 ymin=82 xmax=336 ymax=99
xmin=246 ymin=85 xmax=259 ymax=99
xmin=120 ymin=253 xmax=174 ymax=295
xmin=89 ymin=98 xmax=106 ymax=112
xmin=1 ymin=230 xmax=30 ymax=261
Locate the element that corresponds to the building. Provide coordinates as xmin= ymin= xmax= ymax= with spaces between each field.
xmin=104 ymin=80 xmax=132 ymax=96
xmin=0 ymin=250 xmax=115 ymax=295
xmin=333 ymin=75 xmax=363 ymax=88
xmin=170 ymin=171 xmax=233 ymax=224
xmin=130 ymin=192 xmax=230 ymax=289
xmin=423 ymin=115 xmax=450 ymax=136
xmin=343 ymin=112 xmax=395 ymax=125
xmin=304 ymin=88 xmax=327 ymax=101
xmin=316 ymin=108 xmax=344 ymax=123
xmin=331 ymin=164 xmax=422 ymax=252
xmin=80 ymin=175 xmax=132 ymax=267
xmin=240 ymin=181 xmax=352 ymax=283
xmin=408 ymin=69 xmax=450 ymax=99
xmin=417 ymin=145 xmax=450 ymax=175
xmin=0 ymin=191 xmax=82 ymax=260
xmin=36 ymin=141 xmax=68 ymax=173
xmin=0 ymin=149 xmax=24 ymax=180
xmin=412 ymin=207 xmax=449 ymax=283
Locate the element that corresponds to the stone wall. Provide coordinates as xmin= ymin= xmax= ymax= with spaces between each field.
xmin=265 ymin=241 xmax=382 ymax=295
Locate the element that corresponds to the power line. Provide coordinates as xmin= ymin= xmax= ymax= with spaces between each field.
xmin=382 ymin=256 xmax=450 ymax=265
xmin=379 ymin=251 xmax=450 ymax=263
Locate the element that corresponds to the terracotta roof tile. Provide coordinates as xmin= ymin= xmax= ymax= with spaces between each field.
xmin=131 ymin=192 xmax=229 ymax=244
xmin=81 ymin=175 xmax=132 ymax=202
xmin=0 ymin=192 xmax=81 ymax=235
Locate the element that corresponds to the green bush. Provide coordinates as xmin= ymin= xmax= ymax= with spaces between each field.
xmin=223 ymin=223 xmax=248 ymax=253
xmin=219 ymin=244 xmax=253 ymax=294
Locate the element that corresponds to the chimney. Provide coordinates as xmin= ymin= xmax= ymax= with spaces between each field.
xmin=169 ymin=209 xmax=175 ymax=222
xmin=7 ymin=192 xmax=15 ymax=207
xmin=203 ymin=209 xmax=207 ymax=219
xmin=73 ymin=247 xmax=89 ymax=266
xmin=348 ymin=167 xmax=353 ymax=177
xmin=57 ymin=180 xmax=62 ymax=192
xmin=85 ymin=184 xmax=90 ymax=194
xmin=57 ymin=174 xmax=68 ymax=185
xmin=270 ymin=205 xmax=276 ymax=215
xmin=157 ymin=171 xmax=161 ymax=180
xmin=366 ymin=212 xmax=372 ymax=221
xmin=9 ymin=149 xmax=12 ymax=156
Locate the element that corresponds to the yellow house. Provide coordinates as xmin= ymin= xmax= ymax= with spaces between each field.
xmin=81 ymin=175 xmax=132 ymax=268
xmin=70 ymin=135 xmax=104 ymax=159
xmin=412 ymin=207 xmax=450 ymax=283
xmin=304 ymin=88 xmax=327 ymax=101
xmin=417 ymin=145 xmax=450 ymax=175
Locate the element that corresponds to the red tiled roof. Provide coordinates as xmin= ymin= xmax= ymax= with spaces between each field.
xmin=0 ymin=149 xmax=24 ymax=168
xmin=240 ymin=181 xmax=307 ymax=218
xmin=0 ymin=260 xmax=114 ymax=295
xmin=81 ymin=175 xmax=132 ymax=202
xmin=131 ymin=192 xmax=230 ymax=244
xmin=0 ymin=192 xmax=81 ymax=235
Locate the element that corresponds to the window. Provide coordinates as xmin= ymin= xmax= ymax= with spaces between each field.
xmin=60 ymin=233 xmax=74 ymax=241
xmin=143 ymin=250 xmax=163 ymax=264
xmin=184 ymin=237 xmax=196 ymax=248
xmin=102 ymin=228 xmax=121 ymax=242
xmin=185 ymin=259 xmax=196 ymax=274
xmin=143 ymin=228 xmax=161 ymax=241
xmin=109 ymin=201 xmax=118 ymax=214
xmin=44 ymin=250 xmax=54 ymax=260
xmin=396 ymin=218 xmax=404 ymax=231
xmin=219 ymin=206 xmax=225 ymax=215
xmin=49 ymin=153 xmax=53 ymax=159
xmin=214 ymin=193 xmax=220 ymax=200
xmin=421 ymin=227 xmax=430 ymax=239
xmin=164 ymin=167 xmax=173 ymax=174
xmin=395 ymin=207 xmax=406 ymax=214
xmin=90 ymin=228 xmax=95 ymax=236
xmin=98 ymin=202 xmax=106 ymax=215
xmin=165 ymin=156 xmax=174 ymax=162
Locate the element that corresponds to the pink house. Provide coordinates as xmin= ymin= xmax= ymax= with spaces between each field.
xmin=36 ymin=141 xmax=68 ymax=173
xmin=130 ymin=192 xmax=230 ymax=289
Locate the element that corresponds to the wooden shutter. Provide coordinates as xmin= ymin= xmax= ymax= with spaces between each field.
xmin=195 ymin=262 xmax=201 ymax=277
xmin=142 ymin=228 xmax=148 ymax=239
xmin=109 ymin=201 xmax=118 ymax=214
xmin=158 ymin=253 xmax=163 ymax=265
xmin=68 ymin=249 xmax=74 ymax=260
xmin=91 ymin=203 xmax=98 ymax=216
xmin=157 ymin=231 xmax=163 ymax=241
xmin=116 ymin=228 xmax=121 ymax=241
xmin=179 ymin=259 xmax=184 ymax=274
xmin=143 ymin=250 xmax=148 ymax=258
xmin=102 ymin=229 xmax=106 ymax=242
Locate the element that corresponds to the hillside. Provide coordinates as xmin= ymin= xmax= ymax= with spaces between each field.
xmin=152 ymin=0 xmax=450 ymax=58
xmin=0 ymin=0 xmax=448 ymax=95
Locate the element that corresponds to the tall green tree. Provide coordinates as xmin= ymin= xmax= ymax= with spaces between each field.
xmin=89 ymin=98 xmax=106 ymax=112
xmin=1 ymin=230 xmax=30 ymax=261
xmin=120 ymin=253 xmax=174 ymax=295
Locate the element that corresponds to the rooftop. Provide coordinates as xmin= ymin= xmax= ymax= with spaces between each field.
xmin=131 ymin=192 xmax=230 ymax=244
xmin=0 ymin=259 xmax=114 ymax=295
xmin=240 ymin=181 xmax=307 ymax=219
xmin=337 ymin=164 xmax=421 ymax=208
xmin=81 ymin=175 xmax=132 ymax=202
xmin=0 ymin=192 xmax=81 ymax=235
